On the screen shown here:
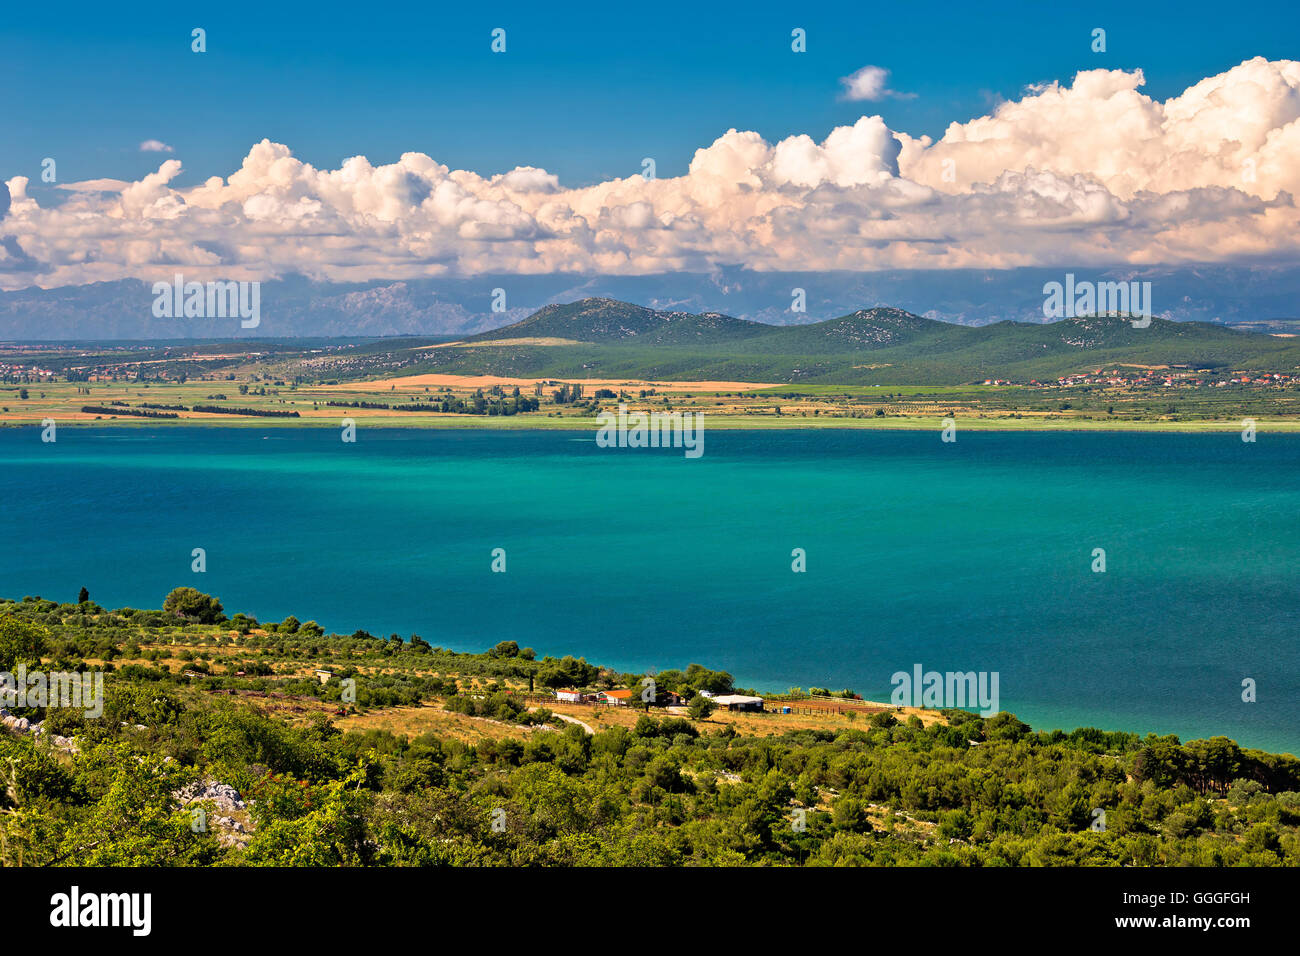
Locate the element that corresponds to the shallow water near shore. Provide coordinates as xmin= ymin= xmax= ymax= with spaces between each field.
xmin=3 ymin=426 xmax=1296 ymax=754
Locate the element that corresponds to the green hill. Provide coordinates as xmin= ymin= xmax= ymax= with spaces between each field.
xmin=474 ymin=297 xmax=766 ymax=345
xmin=407 ymin=298 xmax=1300 ymax=384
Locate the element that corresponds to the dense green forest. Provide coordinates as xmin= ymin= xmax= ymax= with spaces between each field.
xmin=2 ymin=593 xmax=1298 ymax=866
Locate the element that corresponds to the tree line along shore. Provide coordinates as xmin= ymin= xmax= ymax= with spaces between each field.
xmin=4 ymin=374 xmax=1300 ymax=432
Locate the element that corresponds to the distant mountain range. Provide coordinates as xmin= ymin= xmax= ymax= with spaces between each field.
xmin=3 ymin=265 xmax=1300 ymax=341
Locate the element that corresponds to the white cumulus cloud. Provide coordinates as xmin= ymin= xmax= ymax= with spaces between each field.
xmin=840 ymin=65 xmax=914 ymax=102
xmin=2 ymin=57 xmax=1300 ymax=290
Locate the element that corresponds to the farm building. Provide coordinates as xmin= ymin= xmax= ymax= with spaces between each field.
xmin=710 ymin=694 xmax=765 ymax=712
xmin=598 ymin=689 xmax=634 ymax=706
xmin=554 ymin=688 xmax=583 ymax=704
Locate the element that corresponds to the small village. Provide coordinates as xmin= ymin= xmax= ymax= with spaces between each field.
xmin=982 ymin=367 xmax=1299 ymax=389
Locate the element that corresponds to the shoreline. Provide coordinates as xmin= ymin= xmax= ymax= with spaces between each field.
xmin=4 ymin=416 xmax=1300 ymax=434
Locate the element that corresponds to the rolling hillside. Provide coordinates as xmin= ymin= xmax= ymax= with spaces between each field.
xmin=404 ymin=298 xmax=1300 ymax=385
xmin=473 ymin=297 xmax=767 ymax=345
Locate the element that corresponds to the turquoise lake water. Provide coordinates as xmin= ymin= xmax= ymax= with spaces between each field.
xmin=2 ymin=426 xmax=1296 ymax=754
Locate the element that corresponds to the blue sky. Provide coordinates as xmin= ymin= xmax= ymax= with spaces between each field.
xmin=5 ymin=0 xmax=1297 ymax=189
xmin=4 ymin=1 xmax=1300 ymax=291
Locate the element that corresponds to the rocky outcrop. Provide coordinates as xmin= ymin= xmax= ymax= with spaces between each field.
xmin=174 ymin=780 xmax=247 ymax=813
xmin=173 ymin=780 xmax=254 ymax=848
xmin=0 ymin=708 xmax=78 ymax=752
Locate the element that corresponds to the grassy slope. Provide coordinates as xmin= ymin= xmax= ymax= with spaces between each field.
xmin=417 ymin=308 xmax=1300 ymax=385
